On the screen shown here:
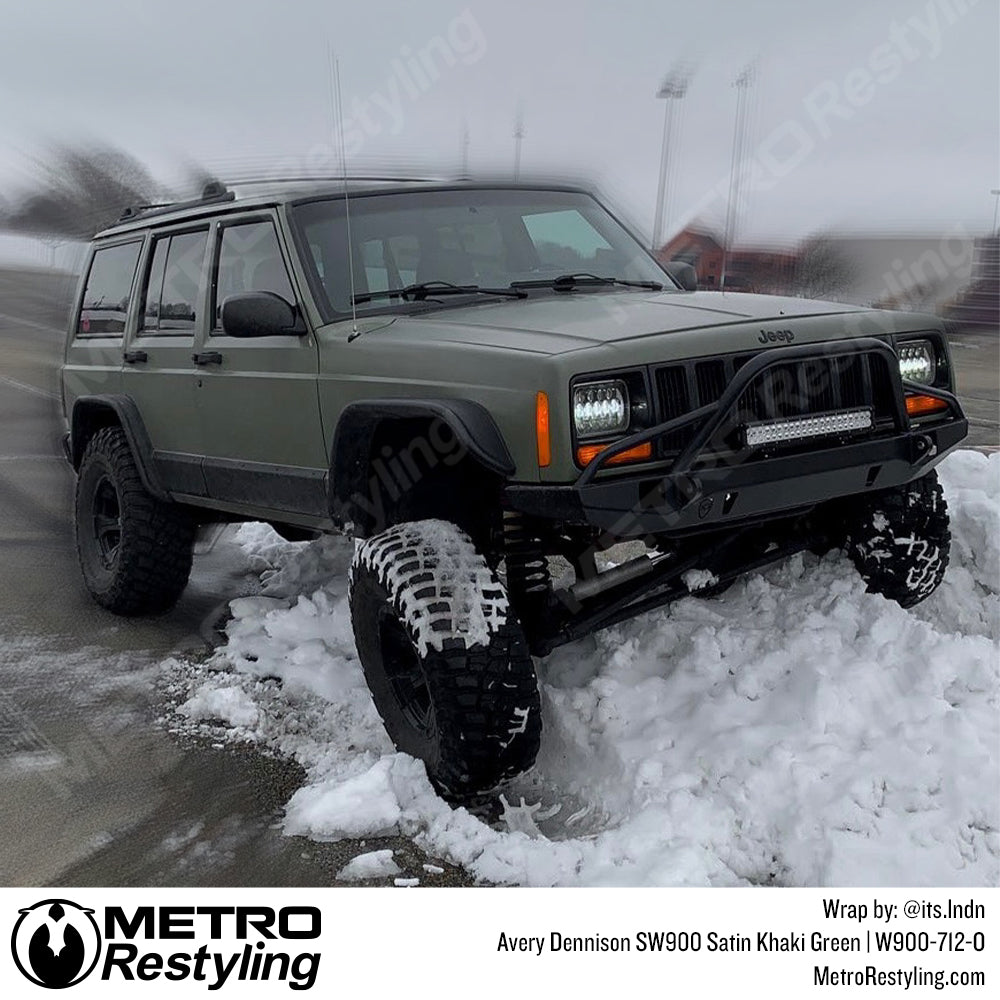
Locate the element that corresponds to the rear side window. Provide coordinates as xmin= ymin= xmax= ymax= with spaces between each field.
xmin=77 ymin=241 xmax=142 ymax=337
xmin=155 ymin=230 xmax=209 ymax=333
xmin=140 ymin=238 xmax=169 ymax=332
xmin=214 ymin=221 xmax=295 ymax=327
xmin=138 ymin=230 xmax=209 ymax=334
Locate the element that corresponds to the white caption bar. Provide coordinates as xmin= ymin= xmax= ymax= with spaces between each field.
xmin=1 ymin=886 xmax=995 ymax=997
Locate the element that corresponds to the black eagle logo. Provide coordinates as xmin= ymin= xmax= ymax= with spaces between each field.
xmin=27 ymin=902 xmax=87 ymax=987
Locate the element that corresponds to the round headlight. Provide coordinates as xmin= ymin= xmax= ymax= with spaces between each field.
xmin=573 ymin=380 xmax=628 ymax=438
xmin=897 ymin=340 xmax=936 ymax=384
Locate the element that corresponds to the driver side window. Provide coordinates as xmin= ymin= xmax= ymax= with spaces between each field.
xmin=214 ymin=220 xmax=295 ymax=328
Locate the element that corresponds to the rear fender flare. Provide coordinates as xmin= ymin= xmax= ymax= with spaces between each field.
xmin=70 ymin=395 xmax=168 ymax=499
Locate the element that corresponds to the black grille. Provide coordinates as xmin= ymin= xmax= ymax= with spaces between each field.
xmin=655 ymin=364 xmax=691 ymax=452
xmin=653 ymin=350 xmax=898 ymax=460
xmin=695 ymin=360 xmax=726 ymax=404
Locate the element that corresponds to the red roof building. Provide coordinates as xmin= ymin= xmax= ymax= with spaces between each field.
xmin=656 ymin=226 xmax=798 ymax=294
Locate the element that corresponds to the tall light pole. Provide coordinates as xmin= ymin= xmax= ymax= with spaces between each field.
xmin=513 ymin=107 xmax=525 ymax=182
xmin=461 ymin=120 xmax=470 ymax=175
xmin=652 ymin=65 xmax=692 ymax=253
xmin=720 ymin=62 xmax=756 ymax=292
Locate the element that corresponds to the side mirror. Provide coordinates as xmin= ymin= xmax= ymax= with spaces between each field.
xmin=663 ymin=260 xmax=698 ymax=292
xmin=221 ymin=291 xmax=299 ymax=337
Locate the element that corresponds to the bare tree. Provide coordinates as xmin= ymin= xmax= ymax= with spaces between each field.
xmin=0 ymin=143 xmax=166 ymax=241
xmin=792 ymin=234 xmax=858 ymax=301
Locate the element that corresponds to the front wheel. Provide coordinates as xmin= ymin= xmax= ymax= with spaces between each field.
xmin=844 ymin=470 xmax=950 ymax=608
xmin=350 ymin=519 xmax=541 ymax=802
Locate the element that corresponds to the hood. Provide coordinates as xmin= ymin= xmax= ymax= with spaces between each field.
xmin=377 ymin=290 xmax=871 ymax=355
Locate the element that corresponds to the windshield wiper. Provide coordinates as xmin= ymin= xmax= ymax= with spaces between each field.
xmin=511 ymin=272 xmax=663 ymax=292
xmin=352 ymin=280 xmax=527 ymax=305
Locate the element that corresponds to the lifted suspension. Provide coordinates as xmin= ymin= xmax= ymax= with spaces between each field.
xmin=529 ymin=518 xmax=814 ymax=656
xmin=502 ymin=512 xmax=552 ymax=636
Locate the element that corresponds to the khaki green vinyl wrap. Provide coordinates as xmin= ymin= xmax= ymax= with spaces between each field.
xmin=64 ymin=185 xmax=954 ymax=513
xmin=312 ymin=292 xmax=947 ymax=485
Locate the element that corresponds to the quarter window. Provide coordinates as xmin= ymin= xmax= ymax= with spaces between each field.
xmin=77 ymin=241 xmax=142 ymax=337
xmin=214 ymin=221 xmax=294 ymax=327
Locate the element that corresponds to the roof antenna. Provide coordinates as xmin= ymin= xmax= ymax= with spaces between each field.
xmin=328 ymin=47 xmax=360 ymax=341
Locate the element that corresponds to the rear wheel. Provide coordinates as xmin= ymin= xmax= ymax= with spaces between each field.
xmin=75 ymin=426 xmax=194 ymax=614
xmin=844 ymin=470 xmax=950 ymax=608
xmin=350 ymin=519 xmax=541 ymax=802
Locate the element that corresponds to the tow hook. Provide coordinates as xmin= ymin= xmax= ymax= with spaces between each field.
xmin=913 ymin=433 xmax=937 ymax=467
xmin=673 ymin=474 xmax=703 ymax=507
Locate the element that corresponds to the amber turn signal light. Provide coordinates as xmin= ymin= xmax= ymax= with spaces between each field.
xmin=905 ymin=394 xmax=949 ymax=417
xmin=576 ymin=441 xmax=653 ymax=467
xmin=536 ymin=391 xmax=551 ymax=467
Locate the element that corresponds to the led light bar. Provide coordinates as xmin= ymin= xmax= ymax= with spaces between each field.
xmin=745 ymin=408 xmax=873 ymax=447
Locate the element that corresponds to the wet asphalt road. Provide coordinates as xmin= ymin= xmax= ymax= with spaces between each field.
xmin=0 ymin=267 xmax=995 ymax=888
xmin=946 ymin=327 xmax=1000 ymax=450
xmin=0 ymin=268 xmax=470 ymax=888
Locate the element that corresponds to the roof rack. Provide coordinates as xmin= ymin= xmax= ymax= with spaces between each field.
xmin=117 ymin=202 xmax=169 ymax=221
xmin=112 ymin=175 xmax=441 ymax=226
xmin=228 ymin=174 xmax=439 ymax=187
xmin=116 ymin=181 xmax=235 ymax=223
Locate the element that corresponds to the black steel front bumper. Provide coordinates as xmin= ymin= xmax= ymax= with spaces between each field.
xmin=505 ymin=338 xmax=968 ymax=538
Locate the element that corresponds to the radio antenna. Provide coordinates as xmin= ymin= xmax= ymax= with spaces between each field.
xmin=328 ymin=47 xmax=359 ymax=339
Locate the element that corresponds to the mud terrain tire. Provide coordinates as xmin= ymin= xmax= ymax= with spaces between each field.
xmin=350 ymin=519 xmax=541 ymax=802
xmin=75 ymin=426 xmax=194 ymax=614
xmin=845 ymin=470 xmax=950 ymax=609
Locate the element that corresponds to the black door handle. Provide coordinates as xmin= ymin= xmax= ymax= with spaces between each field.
xmin=192 ymin=351 xmax=223 ymax=366
xmin=123 ymin=349 xmax=148 ymax=364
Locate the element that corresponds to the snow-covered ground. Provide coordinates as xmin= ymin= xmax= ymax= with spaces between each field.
xmin=164 ymin=451 xmax=999 ymax=887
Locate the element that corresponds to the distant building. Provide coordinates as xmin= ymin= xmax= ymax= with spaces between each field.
xmin=943 ymin=236 xmax=999 ymax=328
xmin=0 ymin=232 xmax=84 ymax=272
xmin=656 ymin=226 xmax=797 ymax=294
xmin=818 ymin=235 xmax=975 ymax=313
xmin=656 ymin=225 xmax=981 ymax=316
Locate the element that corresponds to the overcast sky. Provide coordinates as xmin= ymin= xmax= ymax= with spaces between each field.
xmin=0 ymin=0 xmax=996 ymax=245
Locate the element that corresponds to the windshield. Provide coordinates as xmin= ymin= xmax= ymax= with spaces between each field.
xmin=289 ymin=188 xmax=673 ymax=318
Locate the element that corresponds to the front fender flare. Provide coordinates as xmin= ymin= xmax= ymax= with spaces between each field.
xmin=329 ymin=398 xmax=514 ymax=524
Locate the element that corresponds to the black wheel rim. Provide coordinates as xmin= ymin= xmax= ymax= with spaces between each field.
xmin=92 ymin=475 xmax=122 ymax=570
xmin=377 ymin=607 xmax=434 ymax=738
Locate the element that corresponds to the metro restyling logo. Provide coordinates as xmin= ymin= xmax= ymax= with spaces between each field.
xmin=11 ymin=902 xmax=321 ymax=990
xmin=12 ymin=899 xmax=102 ymax=988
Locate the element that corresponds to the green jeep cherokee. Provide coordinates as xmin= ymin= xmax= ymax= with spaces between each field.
xmin=61 ymin=179 xmax=968 ymax=801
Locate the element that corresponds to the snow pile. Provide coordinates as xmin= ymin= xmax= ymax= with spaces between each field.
xmin=165 ymin=452 xmax=999 ymax=886
xmin=682 ymin=568 xmax=719 ymax=592
xmin=336 ymin=849 xmax=401 ymax=881
xmin=178 ymin=685 xmax=259 ymax=730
